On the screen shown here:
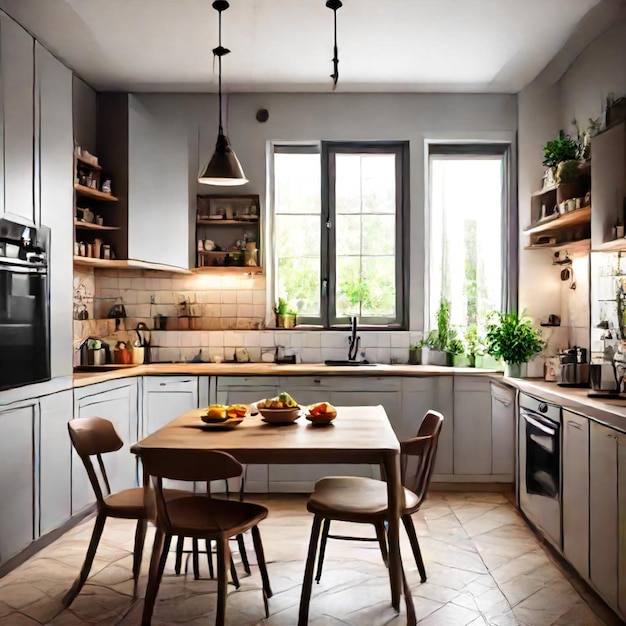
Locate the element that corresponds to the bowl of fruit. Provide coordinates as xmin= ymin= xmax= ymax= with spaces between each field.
xmin=256 ymin=392 xmax=301 ymax=424
xmin=306 ymin=402 xmax=338 ymax=425
xmin=201 ymin=403 xmax=248 ymax=425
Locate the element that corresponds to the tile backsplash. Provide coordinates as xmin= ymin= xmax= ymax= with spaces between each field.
xmin=72 ymin=268 xmax=422 ymax=364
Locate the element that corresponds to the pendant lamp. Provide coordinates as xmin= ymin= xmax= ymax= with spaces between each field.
xmin=326 ymin=0 xmax=342 ymax=90
xmin=199 ymin=0 xmax=248 ymax=185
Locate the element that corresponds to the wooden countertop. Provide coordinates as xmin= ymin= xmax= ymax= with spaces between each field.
xmin=504 ymin=377 xmax=626 ymax=434
xmin=73 ymin=362 xmax=500 ymax=387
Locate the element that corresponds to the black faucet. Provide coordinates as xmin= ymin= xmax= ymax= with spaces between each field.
xmin=348 ymin=316 xmax=360 ymax=361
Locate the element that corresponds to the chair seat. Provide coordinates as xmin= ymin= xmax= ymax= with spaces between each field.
xmin=307 ymin=476 xmax=419 ymax=522
xmin=164 ymin=496 xmax=268 ymax=538
xmin=103 ymin=487 xmax=194 ymax=520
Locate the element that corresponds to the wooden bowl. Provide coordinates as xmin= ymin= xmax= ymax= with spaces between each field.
xmin=305 ymin=412 xmax=336 ymax=425
xmin=258 ymin=406 xmax=301 ymax=424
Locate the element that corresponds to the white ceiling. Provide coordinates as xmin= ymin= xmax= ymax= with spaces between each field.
xmin=0 ymin=0 xmax=608 ymax=93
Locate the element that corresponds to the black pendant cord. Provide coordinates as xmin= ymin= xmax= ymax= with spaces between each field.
xmin=212 ymin=0 xmax=230 ymax=135
xmin=326 ymin=0 xmax=342 ymax=90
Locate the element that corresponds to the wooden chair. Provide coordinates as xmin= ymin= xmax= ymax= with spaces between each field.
xmin=140 ymin=448 xmax=272 ymax=626
xmin=298 ymin=410 xmax=444 ymax=624
xmin=63 ymin=416 xmax=190 ymax=607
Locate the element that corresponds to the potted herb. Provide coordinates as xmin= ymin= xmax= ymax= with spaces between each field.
xmin=275 ymin=298 xmax=296 ymax=329
xmin=421 ymin=299 xmax=452 ymax=366
xmin=542 ymin=131 xmax=579 ymax=168
xmin=409 ymin=339 xmax=424 ymax=364
xmin=485 ymin=312 xmax=544 ymax=377
xmin=447 ymin=336 xmax=468 ymax=367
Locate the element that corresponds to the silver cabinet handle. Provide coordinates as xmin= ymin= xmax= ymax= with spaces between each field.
xmin=314 ymin=379 xmax=321 ymax=384
xmin=159 ymin=379 xmax=193 ymax=386
xmin=567 ymin=421 xmax=582 ymax=430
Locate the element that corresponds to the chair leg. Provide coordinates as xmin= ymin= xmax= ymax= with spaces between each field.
xmin=402 ymin=514 xmax=427 ymax=583
xmin=315 ymin=518 xmax=331 ymax=583
xmin=192 ymin=538 xmax=200 ymax=580
xmin=142 ymin=529 xmax=170 ymax=626
xmin=374 ymin=520 xmax=389 ymax=568
xmin=236 ymin=533 xmax=251 ymax=574
xmin=251 ymin=525 xmax=273 ymax=598
xmin=298 ymin=514 xmax=323 ymax=626
xmin=215 ymin=538 xmax=230 ymax=626
xmin=62 ymin=512 xmax=107 ymax=607
xmin=132 ymin=519 xmax=148 ymax=596
xmin=206 ymin=538 xmax=215 ymax=578
xmin=174 ymin=536 xmax=184 ymax=575
xmin=229 ymin=553 xmax=240 ymax=589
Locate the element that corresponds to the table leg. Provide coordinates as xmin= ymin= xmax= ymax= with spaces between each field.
xmin=384 ymin=451 xmax=403 ymax=612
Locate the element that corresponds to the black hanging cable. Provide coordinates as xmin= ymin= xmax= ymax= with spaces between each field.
xmin=326 ymin=0 xmax=342 ymax=90
xmin=213 ymin=0 xmax=230 ymax=134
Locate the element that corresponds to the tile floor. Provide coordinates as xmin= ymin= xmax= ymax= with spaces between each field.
xmin=0 ymin=492 xmax=619 ymax=625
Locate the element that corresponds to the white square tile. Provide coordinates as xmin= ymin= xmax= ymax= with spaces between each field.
xmin=391 ymin=348 xmax=409 ymax=364
xmin=253 ymin=291 xmax=266 ymax=305
xmin=159 ymin=331 xmax=180 ymax=347
xmin=224 ymin=331 xmax=243 ymax=346
xmin=321 ymin=332 xmax=347 ymax=348
xmin=260 ymin=331 xmax=275 ymax=347
xmin=289 ymin=333 xmax=303 ymax=348
xmin=180 ymin=331 xmax=200 ymax=347
xmin=274 ymin=331 xmax=290 ymax=348
xmin=237 ymin=290 xmax=253 ymax=304
xmin=304 ymin=332 xmax=321 ymax=348
xmin=155 ymin=291 xmax=172 ymax=305
xmin=377 ymin=333 xmax=391 ymax=348
xmin=390 ymin=331 xmax=409 ymax=348
xmin=253 ymin=304 xmax=266 ymax=318
xmin=360 ymin=332 xmax=378 ymax=348
xmin=237 ymin=304 xmax=254 ymax=317
xmin=145 ymin=278 xmax=160 ymax=290
xmin=244 ymin=332 xmax=260 ymax=347
xmin=321 ymin=347 xmax=346 ymax=361
xmin=301 ymin=347 xmax=322 ymax=363
xmin=120 ymin=289 xmax=138 ymax=305
xmin=221 ymin=304 xmax=237 ymax=317
xmin=376 ymin=347 xmax=391 ymax=364
xmin=221 ymin=291 xmax=238 ymax=304
xmin=208 ymin=331 xmax=224 ymax=347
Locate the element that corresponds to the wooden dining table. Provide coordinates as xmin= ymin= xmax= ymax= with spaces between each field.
xmin=131 ymin=405 xmax=410 ymax=623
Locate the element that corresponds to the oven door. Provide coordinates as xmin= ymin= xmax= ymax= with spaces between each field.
xmin=0 ymin=262 xmax=50 ymax=390
xmin=519 ymin=408 xmax=561 ymax=548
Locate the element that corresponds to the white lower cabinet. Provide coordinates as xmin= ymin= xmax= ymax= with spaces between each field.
xmin=72 ymin=380 xmax=139 ymax=514
xmin=490 ymin=382 xmax=515 ymax=477
xmin=454 ymin=377 xmax=492 ymax=476
xmin=39 ymin=390 xmax=73 ymax=536
xmin=562 ymin=410 xmax=589 ymax=580
xmin=590 ymin=421 xmax=619 ymax=610
xmin=402 ymin=377 xmax=454 ymax=475
xmin=618 ymin=434 xmax=626 ymax=618
xmin=142 ymin=376 xmax=198 ymax=436
xmin=0 ymin=401 xmax=36 ymax=563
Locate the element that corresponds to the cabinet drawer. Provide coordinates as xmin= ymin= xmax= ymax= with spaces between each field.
xmin=285 ymin=376 xmax=401 ymax=392
xmin=217 ymin=376 xmax=279 ymax=390
xmin=144 ymin=376 xmax=197 ymax=393
xmin=455 ymin=376 xmax=492 ymax=392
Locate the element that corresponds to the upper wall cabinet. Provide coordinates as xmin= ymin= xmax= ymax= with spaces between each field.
xmin=0 ymin=13 xmax=34 ymax=222
xmin=97 ymin=93 xmax=191 ymax=270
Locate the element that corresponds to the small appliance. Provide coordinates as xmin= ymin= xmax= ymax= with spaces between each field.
xmin=557 ymin=346 xmax=589 ymax=387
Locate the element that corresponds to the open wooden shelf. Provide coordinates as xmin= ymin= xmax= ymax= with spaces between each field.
xmin=523 ymin=206 xmax=591 ymax=235
xmin=76 ymin=155 xmax=102 ymax=171
xmin=74 ymin=183 xmax=118 ymax=202
xmin=192 ymin=266 xmax=263 ymax=274
xmin=593 ymin=238 xmax=626 ymax=252
xmin=74 ymin=221 xmax=120 ymax=231
xmin=524 ymin=238 xmax=591 ymax=254
xmin=73 ymin=256 xmax=192 ymax=274
xmin=531 ymin=185 xmax=557 ymax=198
xmin=197 ymin=219 xmax=259 ymax=226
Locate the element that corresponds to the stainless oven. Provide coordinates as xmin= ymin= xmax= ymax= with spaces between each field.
xmin=518 ymin=392 xmax=561 ymax=549
xmin=0 ymin=216 xmax=50 ymax=391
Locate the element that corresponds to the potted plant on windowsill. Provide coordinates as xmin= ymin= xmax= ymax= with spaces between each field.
xmin=275 ymin=298 xmax=296 ymax=329
xmin=421 ymin=299 xmax=453 ymax=366
xmin=485 ymin=311 xmax=544 ymax=378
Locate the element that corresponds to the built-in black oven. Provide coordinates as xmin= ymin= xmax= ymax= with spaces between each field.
xmin=518 ymin=392 xmax=562 ymax=549
xmin=0 ymin=216 xmax=50 ymax=391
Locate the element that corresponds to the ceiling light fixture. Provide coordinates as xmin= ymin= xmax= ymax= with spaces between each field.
xmin=199 ymin=0 xmax=248 ymax=186
xmin=326 ymin=0 xmax=342 ymax=91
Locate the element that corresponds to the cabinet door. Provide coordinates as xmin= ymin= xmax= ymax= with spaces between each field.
xmin=0 ymin=403 xmax=35 ymax=563
xmin=402 ymin=377 xmax=454 ymax=475
xmin=128 ymin=95 xmax=190 ymax=268
xmin=142 ymin=376 xmax=198 ymax=436
xmin=454 ymin=377 xmax=491 ymax=476
xmin=590 ymin=421 xmax=619 ymax=608
xmin=0 ymin=14 xmax=34 ymax=221
xmin=39 ymin=390 xmax=72 ymax=536
xmin=491 ymin=382 xmax=515 ymax=476
xmin=36 ymin=43 xmax=73 ymax=377
xmin=562 ymin=410 xmax=589 ymax=580
xmin=72 ymin=381 xmax=139 ymax=513
xmin=591 ymin=122 xmax=626 ymax=246
xmin=618 ymin=432 xmax=626 ymax=620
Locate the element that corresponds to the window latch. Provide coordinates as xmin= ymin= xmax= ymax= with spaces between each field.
xmin=326 ymin=220 xmax=332 ymax=229
xmin=322 ymin=279 xmax=328 ymax=296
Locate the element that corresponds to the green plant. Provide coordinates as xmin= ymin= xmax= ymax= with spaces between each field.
xmin=542 ymin=131 xmax=579 ymax=167
xmin=275 ymin=298 xmax=288 ymax=315
xmin=464 ymin=324 xmax=485 ymax=359
xmin=434 ymin=298 xmax=451 ymax=351
xmin=447 ymin=338 xmax=464 ymax=355
xmin=555 ymin=159 xmax=582 ymax=184
xmin=485 ymin=312 xmax=544 ymax=365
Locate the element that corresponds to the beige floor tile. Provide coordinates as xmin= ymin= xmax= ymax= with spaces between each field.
xmin=0 ymin=613 xmax=39 ymax=625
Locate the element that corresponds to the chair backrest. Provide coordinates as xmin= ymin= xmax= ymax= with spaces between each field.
xmin=140 ymin=448 xmax=244 ymax=532
xmin=68 ymin=417 xmax=124 ymax=505
xmin=400 ymin=410 xmax=444 ymax=504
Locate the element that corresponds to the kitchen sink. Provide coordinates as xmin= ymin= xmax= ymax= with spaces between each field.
xmin=324 ymin=360 xmax=376 ymax=366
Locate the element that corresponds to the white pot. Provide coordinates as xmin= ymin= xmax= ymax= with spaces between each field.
xmin=504 ymin=362 xmax=527 ymax=378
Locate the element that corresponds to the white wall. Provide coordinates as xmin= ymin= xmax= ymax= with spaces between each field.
xmin=141 ymin=91 xmax=517 ymax=331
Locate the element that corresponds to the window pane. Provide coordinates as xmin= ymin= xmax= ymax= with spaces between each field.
xmin=274 ymin=149 xmax=322 ymax=318
xmin=333 ymin=152 xmax=399 ymax=322
xmin=429 ymin=156 xmax=503 ymax=334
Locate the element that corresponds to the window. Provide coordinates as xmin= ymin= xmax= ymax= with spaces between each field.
xmin=272 ymin=142 xmax=408 ymax=327
xmin=427 ymin=145 xmax=512 ymax=336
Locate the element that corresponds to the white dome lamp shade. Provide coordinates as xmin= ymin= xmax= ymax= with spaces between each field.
xmin=199 ymin=0 xmax=248 ymax=186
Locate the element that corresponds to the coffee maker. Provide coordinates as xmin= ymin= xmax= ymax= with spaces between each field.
xmin=558 ymin=347 xmax=589 ymax=387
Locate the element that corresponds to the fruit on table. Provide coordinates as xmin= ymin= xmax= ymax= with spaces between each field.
xmin=227 ymin=404 xmax=248 ymax=418
xmin=309 ymin=402 xmax=337 ymax=418
xmin=205 ymin=404 xmax=229 ymax=421
xmin=257 ymin=392 xmax=298 ymax=409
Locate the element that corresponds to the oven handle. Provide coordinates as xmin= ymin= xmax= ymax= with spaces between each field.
xmin=0 ymin=262 xmax=47 ymax=274
xmin=521 ymin=410 xmax=557 ymax=436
